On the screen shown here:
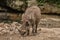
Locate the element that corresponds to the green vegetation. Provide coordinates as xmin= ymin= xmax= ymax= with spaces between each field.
xmin=37 ymin=0 xmax=60 ymax=8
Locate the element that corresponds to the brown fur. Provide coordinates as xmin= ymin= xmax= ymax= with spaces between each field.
xmin=20 ymin=6 xmax=41 ymax=36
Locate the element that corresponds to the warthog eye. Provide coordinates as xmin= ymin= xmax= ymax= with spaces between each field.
xmin=25 ymin=22 xmax=29 ymax=26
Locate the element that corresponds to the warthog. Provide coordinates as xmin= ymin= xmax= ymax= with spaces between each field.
xmin=20 ymin=6 xmax=41 ymax=36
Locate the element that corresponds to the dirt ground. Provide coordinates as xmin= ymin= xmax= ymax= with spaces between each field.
xmin=0 ymin=28 xmax=60 ymax=40
xmin=0 ymin=14 xmax=60 ymax=40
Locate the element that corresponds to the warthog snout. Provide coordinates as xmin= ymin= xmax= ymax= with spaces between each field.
xmin=20 ymin=30 xmax=26 ymax=36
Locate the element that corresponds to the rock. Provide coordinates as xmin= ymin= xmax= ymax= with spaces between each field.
xmin=0 ymin=27 xmax=4 ymax=31
xmin=7 ymin=0 xmax=27 ymax=11
xmin=0 ymin=22 xmax=4 ymax=27
xmin=14 ymin=29 xmax=19 ymax=34
xmin=4 ymin=23 xmax=11 ymax=29
xmin=2 ymin=29 xmax=7 ymax=33
xmin=0 ymin=22 xmax=22 ymax=35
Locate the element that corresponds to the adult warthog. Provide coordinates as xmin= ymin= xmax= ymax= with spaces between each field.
xmin=20 ymin=6 xmax=41 ymax=36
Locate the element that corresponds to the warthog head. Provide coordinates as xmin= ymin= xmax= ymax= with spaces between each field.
xmin=18 ymin=21 xmax=30 ymax=36
xmin=18 ymin=25 xmax=26 ymax=36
